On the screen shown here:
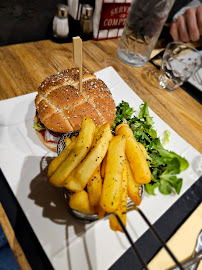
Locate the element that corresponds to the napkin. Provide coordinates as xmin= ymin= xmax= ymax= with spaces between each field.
xmin=68 ymin=0 xmax=81 ymax=20
xmin=148 ymin=203 xmax=202 ymax=270
xmin=149 ymin=48 xmax=165 ymax=61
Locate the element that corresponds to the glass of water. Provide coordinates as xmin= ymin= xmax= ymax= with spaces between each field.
xmin=159 ymin=42 xmax=202 ymax=90
xmin=117 ymin=0 xmax=175 ymax=67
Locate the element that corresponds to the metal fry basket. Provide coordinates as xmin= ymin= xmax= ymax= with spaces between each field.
xmin=58 ymin=131 xmax=144 ymax=222
xmin=57 ymin=132 xmax=194 ymax=270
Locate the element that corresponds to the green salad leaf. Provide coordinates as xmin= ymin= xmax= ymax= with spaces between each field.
xmin=162 ymin=130 xmax=171 ymax=146
xmin=33 ymin=122 xmax=45 ymax=131
xmin=111 ymin=101 xmax=135 ymax=130
xmin=112 ymin=101 xmax=189 ymax=196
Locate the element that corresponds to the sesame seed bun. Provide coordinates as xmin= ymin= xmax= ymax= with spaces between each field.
xmin=34 ymin=68 xmax=116 ymax=151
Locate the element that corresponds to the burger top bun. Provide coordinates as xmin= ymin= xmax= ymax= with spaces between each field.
xmin=35 ymin=68 xmax=116 ymax=133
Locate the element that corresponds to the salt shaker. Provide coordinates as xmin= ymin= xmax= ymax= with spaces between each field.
xmin=53 ymin=4 xmax=69 ymax=40
xmin=80 ymin=4 xmax=93 ymax=39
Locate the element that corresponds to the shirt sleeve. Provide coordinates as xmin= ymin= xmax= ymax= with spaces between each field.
xmin=172 ymin=0 xmax=202 ymax=22
xmin=0 ymin=225 xmax=8 ymax=248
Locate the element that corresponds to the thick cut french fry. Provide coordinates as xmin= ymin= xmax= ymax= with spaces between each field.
xmin=49 ymin=117 xmax=95 ymax=187
xmin=100 ymin=133 xmax=114 ymax=179
xmin=114 ymin=123 xmax=128 ymax=133
xmin=64 ymin=123 xmax=112 ymax=192
xmin=48 ymin=138 xmax=76 ymax=178
xmin=100 ymin=153 xmax=107 ymax=179
xmin=109 ymin=161 xmax=128 ymax=232
xmin=65 ymin=136 xmax=72 ymax=147
xmin=137 ymin=142 xmax=147 ymax=159
xmin=100 ymin=135 xmax=126 ymax=213
xmin=126 ymin=160 xmax=141 ymax=206
xmin=87 ymin=165 xmax=102 ymax=208
xmin=92 ymin=125 xmax=101 ymax=145
xmin=69 ymin=190 xmax=95 ymax=215
xmin=97 ymin=205 xmax=105 ymax=219
xmin=115 ymin=124 xmax=151 ymax=185
xmin=117 ymin=124 xmax=147 ymax=159
xmin=70 ymin=135 xmax=78 ymax=143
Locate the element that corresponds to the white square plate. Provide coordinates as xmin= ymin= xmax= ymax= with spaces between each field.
xmin=0 ymin=67 xmax=201 ymax=270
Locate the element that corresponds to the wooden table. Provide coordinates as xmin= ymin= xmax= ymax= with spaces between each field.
xmin=0 ymin=39 xmax=201 ymax=152
xmin=0 ymin=38 xmax=202 ymax=270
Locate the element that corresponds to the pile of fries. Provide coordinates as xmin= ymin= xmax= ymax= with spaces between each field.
xmin=48 ymin=117 xmax=151 ymax=232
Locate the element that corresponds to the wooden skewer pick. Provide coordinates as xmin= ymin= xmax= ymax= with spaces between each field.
xmin=73 ymin=36 xmax=82 ymax=92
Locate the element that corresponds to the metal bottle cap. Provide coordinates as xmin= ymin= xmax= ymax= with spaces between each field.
xmin=81 ymin=4 xmax=93 ymax=17
xmin=57 ymin=4 xmax=68 ymax=18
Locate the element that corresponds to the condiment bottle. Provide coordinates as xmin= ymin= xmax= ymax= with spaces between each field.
xmin=53 ymin=4 xmax=69 ymax=41
xmin=80 ymin=4 xmax=93 ymax=40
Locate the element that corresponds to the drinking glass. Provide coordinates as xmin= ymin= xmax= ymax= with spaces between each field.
xmin=159 ymin=42 xmax=202 ymax=90
xmin=117 ymin=0 xmax=175 ymax=67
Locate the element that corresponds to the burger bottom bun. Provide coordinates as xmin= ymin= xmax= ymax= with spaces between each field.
xmin=35 ymin=130 xmax=57 ymax=153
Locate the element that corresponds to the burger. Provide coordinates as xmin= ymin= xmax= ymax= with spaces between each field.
xmin=33 ymin=68 xmax=116 ymax=152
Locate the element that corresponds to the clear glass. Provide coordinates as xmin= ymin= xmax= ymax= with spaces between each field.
xmin=117 ymin=0 xmax=175 ymax=67
xmin=159 ymin=42 xmax=202 ymax=90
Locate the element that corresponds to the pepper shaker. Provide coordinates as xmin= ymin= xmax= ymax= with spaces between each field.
xmin=53 ymin=4 xmax=69 ymax=41
xmin=80 ymin=4 xmax=93 ymax=40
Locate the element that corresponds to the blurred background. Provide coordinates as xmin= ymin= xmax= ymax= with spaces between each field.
xmin=0 ymin=0 xmax=95 ymax=46
xmin=0 ymin=0 xmax=197 ymax=46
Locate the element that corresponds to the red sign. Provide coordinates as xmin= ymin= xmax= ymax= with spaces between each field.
xmin=99 ymin=3 xmax=131 ymax=30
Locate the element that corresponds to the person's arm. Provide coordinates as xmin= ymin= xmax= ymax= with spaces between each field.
xmin=170 ymin=0 xmax=202 ymax=42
